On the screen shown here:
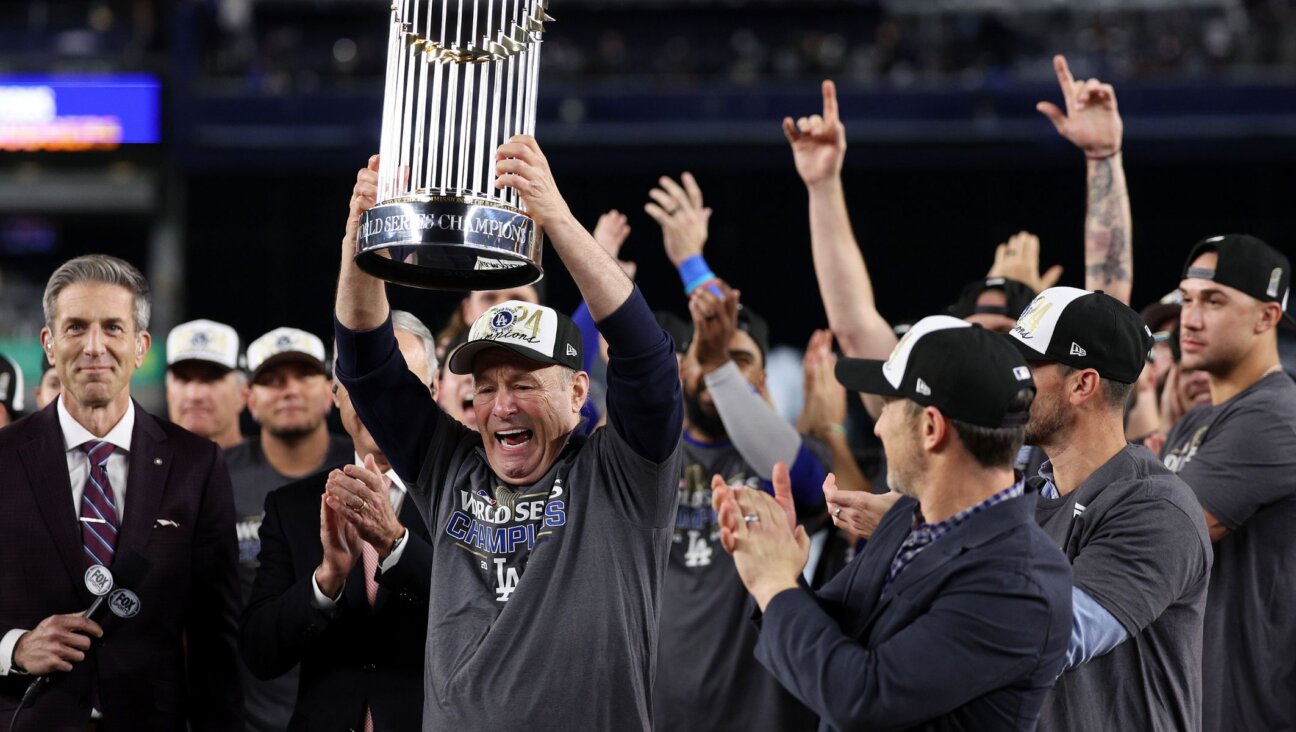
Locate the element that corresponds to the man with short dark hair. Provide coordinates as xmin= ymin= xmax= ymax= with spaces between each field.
xmin=1161 ymin=234 xmax=1296 ymax=731
xmin=0 ymin=254 xmax=243 ymax=730
xmin=643 ymin=173 xmax=823 ymax=732
xmin=1008 ymin=287 xmax=1212 ymax=731
xmin=166 ymin=319 xmax=248 ymax=448
xmin=333 ymin=140 xmax=682 ymax=730
xmin=713 ymin=316 xmax=1071 ymax=731
xmin=225 ymin=326 xmax=352 ymax=732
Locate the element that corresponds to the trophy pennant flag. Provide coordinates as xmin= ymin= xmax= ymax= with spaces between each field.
xmin=355 ymin=0 xmax=553 ymax=290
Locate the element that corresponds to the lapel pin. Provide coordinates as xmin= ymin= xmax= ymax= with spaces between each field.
xmin=153 ymin=457 xmax=163 ymax=466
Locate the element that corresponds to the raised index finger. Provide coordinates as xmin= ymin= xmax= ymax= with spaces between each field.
xmin=821 ymin=80 xmax=839 ymax=121
xmin=1053 ymin=55 xmax=1076 ymax=106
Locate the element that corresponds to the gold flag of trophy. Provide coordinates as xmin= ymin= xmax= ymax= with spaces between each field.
xmin=355 ymin=0 xmax=553 ymax=289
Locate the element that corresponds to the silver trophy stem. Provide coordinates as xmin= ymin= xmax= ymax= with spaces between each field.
xmin=502 ymin=51 xmax=517 ymax=206
xmin=426 ymin=57 xmax=444 ymax=191
xmin=488 ymin=32 xmax=504 ymax=201
xmin=378 ymin=5 xmax=399 ymax=201
xmin=411 ymin=42 xmax=429 ymax=191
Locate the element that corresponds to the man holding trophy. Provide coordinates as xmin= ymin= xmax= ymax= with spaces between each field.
xmin=329 ymin=7 xmax=683 ymax=730
xmin=334 ymin=138 xmax=684 ymax=728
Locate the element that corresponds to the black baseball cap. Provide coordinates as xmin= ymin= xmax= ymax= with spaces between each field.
xmin=835 ymin=315 xmax=1035 ymax=429
xmin=0 ymin=353 xmax=25 ymax=419
xmin=447 ymin=300 xmax=583 ymax=375
xmin=1007 ymin=287 xmax=1154 ymax=384
xmin=1183 ymin=234 xmax=1293 ymax=324
xmin=947 ymin=277 xmax=1037 ymax=320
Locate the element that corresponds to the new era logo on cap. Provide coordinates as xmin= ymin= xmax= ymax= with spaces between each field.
xmin=915 ymin=378 xmax=932 ymax=396
xmin=447 ymin=300 xmax=583 ymax=375
xmin=167 ymin=319 xmax=241 ymax=371
xmin=1009 ymin=287 xmax=1154 ymax=384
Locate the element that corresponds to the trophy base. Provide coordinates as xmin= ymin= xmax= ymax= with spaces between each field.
xmin=355 ymin=196 xmax=544 ymax=290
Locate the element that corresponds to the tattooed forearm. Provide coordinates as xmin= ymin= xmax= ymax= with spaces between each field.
xmin=1084 ymin=155 xmax=1132 ymax=302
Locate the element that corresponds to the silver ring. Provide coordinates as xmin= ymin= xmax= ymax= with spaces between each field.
xmin=833 ymin=507 xmax=842 ymax=519
xmin=743 ymin=514 xmax=760 ymax=523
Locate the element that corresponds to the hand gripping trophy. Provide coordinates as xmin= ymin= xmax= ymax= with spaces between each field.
xmin=355 ymin=0 xmax=553 ymax=289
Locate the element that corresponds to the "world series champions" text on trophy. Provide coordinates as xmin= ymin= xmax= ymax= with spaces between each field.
xmin=355 ymin=0 xmax=553 ymax=289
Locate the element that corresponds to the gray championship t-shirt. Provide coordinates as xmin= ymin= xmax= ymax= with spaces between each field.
xmin=223 ymin=433 xmax=354 ymax=732
xmin=413 ymin=412 xmax=680 ymax=731
xmin=654 ymin=438 xmax=817 ymax=732
xmin=1162 ymin=371 xmax=1296 ymax=731
xmin=1034 ymin=445 xmax=1211 ymax=732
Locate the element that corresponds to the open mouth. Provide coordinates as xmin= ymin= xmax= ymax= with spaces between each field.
xmin=494 ymin=428 xmax=533 ymax=451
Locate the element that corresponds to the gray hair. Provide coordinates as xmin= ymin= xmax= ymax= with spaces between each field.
xmin=43 ymin=254 xmax=151 ymax=333
xmin=391 ymin=310 xmax=439 ymax=376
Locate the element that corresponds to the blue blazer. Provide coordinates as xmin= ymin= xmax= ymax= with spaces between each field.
xmin=755 ymin=487 xmax=1072 ymax=732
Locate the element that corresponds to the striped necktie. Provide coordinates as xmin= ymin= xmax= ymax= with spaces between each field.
xmin=80 ymin=441 xmax=120 ymax=568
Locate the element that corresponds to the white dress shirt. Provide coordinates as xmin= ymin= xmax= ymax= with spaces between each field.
xmin=310 ymin=455 xmax=409 ymax=610
xmin=0 ymin=397 xmax=136 ymax=676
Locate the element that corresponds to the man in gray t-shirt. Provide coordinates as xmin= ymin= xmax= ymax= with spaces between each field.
xmin=332 ymin=143 xmax=684 ymax=731
xmin=1161 ymin=234 xmax=1296 ymax=731
xmin=1009 ymin=287 xmax=1211 ymax=731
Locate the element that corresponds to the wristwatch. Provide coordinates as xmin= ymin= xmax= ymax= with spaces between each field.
xmin=387 ymin=529 xmax=408 ymax=559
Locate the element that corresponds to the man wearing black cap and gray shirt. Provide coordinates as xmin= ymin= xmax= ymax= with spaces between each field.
xmin=1161 ymin=234 xmax=1296 ymax=732
xmin=332 ymin=141 xmax=682 ymax=730
xmin=713 ymin=315 xmax=1071 ymax=731
xmin=1008 ymin=287 xmax=1212 ymax=731
xmin=0 ymin=353 xmax=26 ymax=427
xmin=225 ymin=326 xmax=352 ymax=732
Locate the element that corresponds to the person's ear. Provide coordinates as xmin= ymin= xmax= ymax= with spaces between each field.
xmin=921 ymin=406 xmax=945 ymax=452
xmin=1070 ymin=368 xmax=1102 ymax=406
xmin=1256 ymin=302 xmax=1283 ymax=334
xmin=570 ymin=371 xmax=590 ymax=413
xmin=134 ymin=331 xmax=152 ymax=366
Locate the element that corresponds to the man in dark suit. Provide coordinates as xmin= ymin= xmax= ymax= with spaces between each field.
xmin=0 ymin=254 xmax=243 ymax=731
xmin=714 ymin=316 xmax=1073 ymax=732
xmin=241 ymin=310 xmax=437 ymax=731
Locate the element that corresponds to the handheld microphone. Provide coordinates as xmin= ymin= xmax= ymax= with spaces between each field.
xmin=9 ymin=551 xmax=150 ymax=732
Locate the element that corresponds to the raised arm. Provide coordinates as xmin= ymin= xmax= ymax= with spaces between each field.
xmin=495 ymin=135 xmax=633 ymax=319
xmin=785 ymin=81 xmax=897 ymax=363
xmin=1037 ymin=55 xmax=1132 ymax=304
xmin=333 ymin=155 xmax=449 ymax=483
xmin=335 ymin=155 xmax=391 ymax=331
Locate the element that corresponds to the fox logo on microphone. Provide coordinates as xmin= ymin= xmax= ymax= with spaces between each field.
xmin=107 ymin=588 xmax=141 ymax=619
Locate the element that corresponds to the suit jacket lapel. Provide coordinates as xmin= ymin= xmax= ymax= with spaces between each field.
xmin=20 ymin=407 xmax=84 ymax=593
xmin=861 ymin=494 xmax=1031 ymax=634
xmin=115 ymin=404 xmax=171 ymax=563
